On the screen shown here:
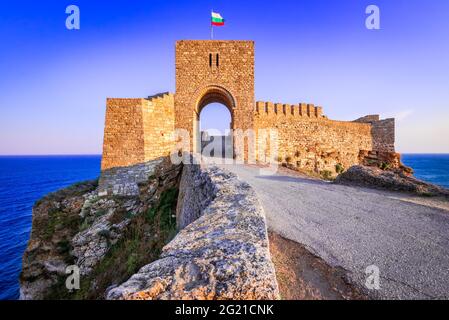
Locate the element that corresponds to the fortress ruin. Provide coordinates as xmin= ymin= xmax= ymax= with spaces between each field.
xmin=101 ymin=40 xmax=397 ymax=175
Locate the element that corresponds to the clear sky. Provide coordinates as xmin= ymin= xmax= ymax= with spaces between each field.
xmin=1 ymin=0 xmax=448 ymax=154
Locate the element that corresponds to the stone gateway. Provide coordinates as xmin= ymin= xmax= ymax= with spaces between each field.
xmin=101 ymin=40 xmax=398 ymax=175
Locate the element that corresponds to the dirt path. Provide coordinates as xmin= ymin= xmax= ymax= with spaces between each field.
xmin=269 ymin=232 xmax=366 ymax=300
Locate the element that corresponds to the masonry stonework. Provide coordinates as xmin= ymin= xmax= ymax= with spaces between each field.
xmin=101 ymin=94 xmax=175 ymax=170
xmin=175 ymin=40 xmax=255 ymax=159
xmin=101 ymin=40 xmax=398 ymax=174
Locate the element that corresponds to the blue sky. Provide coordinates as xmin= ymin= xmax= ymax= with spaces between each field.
xmin=1 ymin=0 xmax=448 ymax=154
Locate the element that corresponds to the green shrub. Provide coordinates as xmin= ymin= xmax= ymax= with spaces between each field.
xmin=97 ymin=229 xmax=111 ymax=239
xmin=320 ymin=170 xmax=334 ymax=181
xmin=335 ymin=163 xmax=345 ymax=174
xmin=44 ymin=209 xmax=80 ymax=240
xmin=379 ymin=162 xmax=391 ymax=171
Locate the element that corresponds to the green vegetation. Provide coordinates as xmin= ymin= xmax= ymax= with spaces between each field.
xmin=45 ymin=187 xmax=179 ymax=300
xmin=35 ymin=179 xmax=98 ymax=207
xmin=55 ymin=240 xmax=75 ymax=264
xmin=419 ymin=192 xmax=433 ymax=198
xmin=335 ymin=163 xmax=345 ymax=175
xmin=44 ymin=208 xmax=80 ymax=240
xmin=320 ymin=170 xmax=334 ymax=181
xmin=379 ymin=162 xmax=391 ymax=171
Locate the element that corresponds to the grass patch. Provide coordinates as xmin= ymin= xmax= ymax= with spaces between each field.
xmin=36 ymin=180 xmax=98 ymax=207
xmin=379 ymin=162 xmax=391 ymax=171
xmin=335 ymin=163 xmax=345 ymax=175
xmin=320 ymin=170 xmax=334 ymax=181
xmin=45 ymin=187 xmax=179 ymax=300
xmin=44 ymin=208 xmax=81 ymax=240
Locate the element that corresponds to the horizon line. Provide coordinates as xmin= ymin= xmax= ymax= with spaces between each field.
xmin=1 ymin=153 xmax=449 ymax=157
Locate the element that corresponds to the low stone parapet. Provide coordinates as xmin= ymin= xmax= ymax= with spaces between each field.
xmin=107 ymin=165 xmax=280 ymax=300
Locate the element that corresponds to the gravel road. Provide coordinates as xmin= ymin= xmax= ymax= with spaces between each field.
xmin=218 ymin=163 xmax=449 ymax=299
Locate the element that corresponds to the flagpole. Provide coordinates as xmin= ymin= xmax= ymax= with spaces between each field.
xmin=210 ymin=10 xmax=214 ymax=40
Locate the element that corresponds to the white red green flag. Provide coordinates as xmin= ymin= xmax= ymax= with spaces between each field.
xmin=211 ymin=12 xmax=225 ymax=26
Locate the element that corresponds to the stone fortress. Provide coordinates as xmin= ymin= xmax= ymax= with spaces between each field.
xmin=102 ymin=40 xmax=398 ymax=175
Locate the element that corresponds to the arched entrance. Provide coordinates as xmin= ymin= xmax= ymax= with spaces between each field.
xmin=193 ymin=86 xmax=235 ymax=158
xmin=199 ymin=103 xmax=233 ymax=158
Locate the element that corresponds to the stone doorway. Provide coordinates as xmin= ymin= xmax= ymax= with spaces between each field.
xmin=194 ymin=86 xmax=235 ymax=158
xmin=199 ymin=102 xmax=233 ymax=158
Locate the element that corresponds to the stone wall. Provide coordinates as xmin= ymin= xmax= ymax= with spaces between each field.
xmin=100 ymin=40 xmax=397 ymax=174
xmin=355 ymin=116 xmax=395 ymax=152
xmin=101 ymin=93 xmax=175 ymax=171
xmin=175 ymin=41 xmax=255 ymax=160
xmin=254 ymin=101 xmax=396 ymax=174
xmin=175 ymin=163 xmax=216 ymax=229
xmin=201 ymin=134 xmax=234 ymax=159
xmin=98 ymin=158 xmax=165 ymax=197
xmin=107 ymin=165 xmax=280 ymax=300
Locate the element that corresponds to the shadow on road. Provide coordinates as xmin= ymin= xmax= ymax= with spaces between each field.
xmin=255 ymin=174 xmax=328 ymax=187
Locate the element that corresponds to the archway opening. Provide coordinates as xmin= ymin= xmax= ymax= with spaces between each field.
xmin=194 ymin=87 xmax=235 ymax=158
xmin=199 ymin=103 xmax=233 ymax=158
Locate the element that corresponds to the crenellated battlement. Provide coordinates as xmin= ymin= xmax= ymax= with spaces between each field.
xmin=255 ymin=101 xmax=325 ymax=119
xmin=101 ymin=40 xmax=397 ymax=176
xmin=146 ymin=92 xmax=174 ymax=105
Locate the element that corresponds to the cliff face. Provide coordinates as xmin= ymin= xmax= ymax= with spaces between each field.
xmin=20 ymin=158 xmax=182 ymax=299
xmin=20 ymin=157 xmax=279 ymax=300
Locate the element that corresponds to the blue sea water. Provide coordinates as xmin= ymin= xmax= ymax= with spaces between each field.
xmin=402 ymin=154 xmax=449 ymax=189
xmin=0 ymin=156 xmax=101 ymax=300
xmin=0 ymin=154 xmax=448 ymax=300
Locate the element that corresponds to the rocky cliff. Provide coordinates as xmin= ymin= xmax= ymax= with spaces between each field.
xmin=20 ymin=158 xmax=182 ymax=299
xmin=20 ymin=157 xmax=279 ymax=300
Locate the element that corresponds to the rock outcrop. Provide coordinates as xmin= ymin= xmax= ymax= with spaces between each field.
xmin=21 ymin=158 xmax=279 ymax=300
xmin=20 ymin=158 xmax=182 ymax=300
xmin=106 ymin=165 xmax=280 ymax=300
xmin=335 ymin=165 xmax=449 ymax=197
xmin=20 ymin=181 xmax=98 ymax=300
xmin=358 ymin=150 xmax=413 ymax=175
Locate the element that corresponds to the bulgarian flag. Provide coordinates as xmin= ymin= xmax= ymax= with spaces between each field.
xmin=211 ymin=11 xmax=225 ymax=26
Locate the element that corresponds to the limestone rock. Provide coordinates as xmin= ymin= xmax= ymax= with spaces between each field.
xmin=20 ymin=158 xmax=182 ymax=300
xmin=107 ymin=166 xmax=280 ymax=300
xmin=335 ymin=165 xmax=449 ymax=197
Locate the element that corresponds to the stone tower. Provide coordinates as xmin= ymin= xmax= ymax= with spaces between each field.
xmin=174 ymin=40 xmax=255 ymax=158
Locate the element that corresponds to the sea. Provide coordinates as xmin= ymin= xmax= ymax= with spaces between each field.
xmin=0 ymin=156 xmax=101 ymax=300
xmin=0 ymin=154 xmax=448 ymax=300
